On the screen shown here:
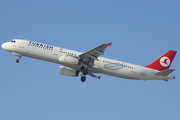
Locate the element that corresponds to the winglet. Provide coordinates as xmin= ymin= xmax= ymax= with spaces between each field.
xmin=108 ymin=42 xmax=113 ymax=46
xmin=98 ymin=76 xmax=101 ymax=79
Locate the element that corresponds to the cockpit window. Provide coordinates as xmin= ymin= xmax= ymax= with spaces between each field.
xmin=10 ymin=40 xmax=16 ymax=43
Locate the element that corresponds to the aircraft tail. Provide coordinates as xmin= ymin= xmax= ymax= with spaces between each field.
xmin=145 ymin=50 xmax=177 ymax=71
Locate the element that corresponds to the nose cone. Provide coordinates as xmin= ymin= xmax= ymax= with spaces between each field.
xmin=2 ymin=42 xmax=9 ymax=50
xmin=2 ymin=43 xmax=6 ymax=49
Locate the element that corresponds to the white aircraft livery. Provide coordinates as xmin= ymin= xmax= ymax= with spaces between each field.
xmin=2 ymin=39 xmax=177 ymax=82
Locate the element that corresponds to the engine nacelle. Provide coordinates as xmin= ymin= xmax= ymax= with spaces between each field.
xmin=59 ymin=66 xmax=79 ymax=77
xmin=59 ymin=55 xmax=79 ymax=65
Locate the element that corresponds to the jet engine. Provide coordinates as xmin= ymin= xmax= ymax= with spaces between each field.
xmin=59 ymin=66 xmax=79 ymax=77
xmin=59 ymin=55 xmax=79 ymax=65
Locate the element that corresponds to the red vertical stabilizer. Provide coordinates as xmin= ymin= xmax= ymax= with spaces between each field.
xmin=145 ymin=50 xmax=177 ymax=71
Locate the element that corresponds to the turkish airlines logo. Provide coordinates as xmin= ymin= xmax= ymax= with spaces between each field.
xmin=160 ymin=56 xmax=170 ymax=67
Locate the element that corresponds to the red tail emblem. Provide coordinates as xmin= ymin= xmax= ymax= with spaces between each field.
xmin=160 ymin=57 xmax=170 ymax=67
xmin=162 ymin=58 xmax=168 ymax=64
xmin=162 ymin=59 xmax=168 ymax=64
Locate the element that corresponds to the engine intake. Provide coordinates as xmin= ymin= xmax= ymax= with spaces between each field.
xmin=59 ymin=66 xmax=79 ymax=77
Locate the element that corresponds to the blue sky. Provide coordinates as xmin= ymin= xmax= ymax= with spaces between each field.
xmin=0 ymin=0 xmax=180 ymax=120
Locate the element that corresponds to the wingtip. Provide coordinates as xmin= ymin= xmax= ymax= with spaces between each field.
xmin=98 ymin=76 xmax=101 ymax=79
xmin=108 ymin=42 xmax=113 ymax=46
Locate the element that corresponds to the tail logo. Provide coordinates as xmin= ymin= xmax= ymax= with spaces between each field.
xmin=160 ymin=56 xmax=170 ymax=67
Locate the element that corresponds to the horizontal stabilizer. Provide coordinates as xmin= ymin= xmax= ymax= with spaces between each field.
xmin=155 ymin=69 xmax=174 ymax=76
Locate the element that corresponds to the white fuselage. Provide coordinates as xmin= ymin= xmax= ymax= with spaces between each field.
xmin=2 ymin=39 xmax=174 ymax=80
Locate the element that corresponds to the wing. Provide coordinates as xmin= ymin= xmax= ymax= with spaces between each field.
xmin=78 ymin=42 xmax=112 ymax=67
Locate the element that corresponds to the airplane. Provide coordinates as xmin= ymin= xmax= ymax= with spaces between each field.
xmin=2 ymin=39 xmax=177 ymax=82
